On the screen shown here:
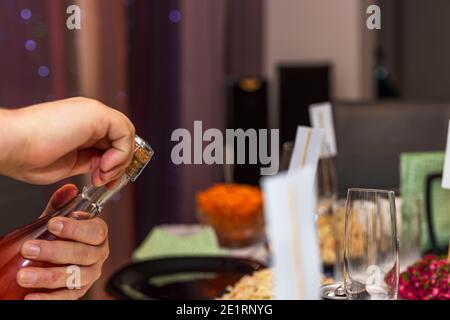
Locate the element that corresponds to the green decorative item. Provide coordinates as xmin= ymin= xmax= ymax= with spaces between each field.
xmin=133 ymin=226 xmax=224 ymax=261
xmin=400 ymin=151 xmax=450 ymax=251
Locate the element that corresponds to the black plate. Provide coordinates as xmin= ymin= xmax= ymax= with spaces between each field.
xmin=106 ymin=256 xmax=266 ymax=300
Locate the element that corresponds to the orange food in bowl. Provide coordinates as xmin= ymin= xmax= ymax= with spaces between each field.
xmin=196 ymin=184 xmax=265 ymax=247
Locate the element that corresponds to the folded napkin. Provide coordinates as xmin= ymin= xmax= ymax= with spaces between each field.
xmin=133 ymin=225 xmax=224 ymax=261
xmin=400 ymin=151 xmax=450 ymax=251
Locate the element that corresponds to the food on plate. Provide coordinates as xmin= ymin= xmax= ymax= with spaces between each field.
xmin=317 ymin=204 xmax=365 ymax=265
xmin=317 ymin=214 xmax=337 ymax=265
xmin=196 ymin=184 xmax=265 ymax=247
xmin=399 ymin=255 xmax=450 ymax=300
xmin=219 ymin=268 xmax=334 ymax=300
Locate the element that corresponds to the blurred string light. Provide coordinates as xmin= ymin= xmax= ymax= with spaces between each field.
xmin=20 ymin=8 xmax=32 ymax=20
xmin=25 ymin=39 xmax=36 ymax=51
xmin=169 ymin=10 xmax=181 ymax=23
xmin=38 ymin=66 xmax=50 ymax=78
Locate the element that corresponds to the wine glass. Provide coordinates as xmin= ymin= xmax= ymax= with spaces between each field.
xmin=316 ymin=155 xmax=338 ymax=215
xmin=343 ymin=188 xmax=399 ymax=300
xmin=280 ymin=141 xmax=294 ymax=171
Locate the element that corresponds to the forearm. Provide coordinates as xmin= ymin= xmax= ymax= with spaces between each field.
xmin=0 ymin=108 xmax=26 ymax=177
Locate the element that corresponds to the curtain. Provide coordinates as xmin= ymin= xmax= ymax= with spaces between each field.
xmin=128 ymin=0 xmax=182 ymax=244
xmin=128 ymin=0 xmax=264 ymax=242
xmin=178 ymin=0 xmax=264 ymax=221
xmin=74 ymin=0 xmax=133 ymax=300
xmin=0 ymin=0 xmax=81 ymax=233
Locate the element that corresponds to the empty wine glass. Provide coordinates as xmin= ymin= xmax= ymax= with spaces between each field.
xmin=343 ymin=188 xmax=399 ymax=300
xmin=280 ymin=141 xmax=294 ymax=171
xmin=316 ymin=156 xmax=338 ymax=216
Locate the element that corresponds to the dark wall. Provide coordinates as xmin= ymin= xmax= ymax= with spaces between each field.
xmin=379 ymin=0 xmax=450 ymax=100
xmin=334 ymin=101 xmax=450 ymax=196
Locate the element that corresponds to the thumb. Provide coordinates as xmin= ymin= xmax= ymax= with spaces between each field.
xmin=40 ymin=184 xmax=79 ymax=218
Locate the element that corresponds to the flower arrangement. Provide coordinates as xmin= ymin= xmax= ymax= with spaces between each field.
xmin=399 ymin=255 xmax=450 ymax=300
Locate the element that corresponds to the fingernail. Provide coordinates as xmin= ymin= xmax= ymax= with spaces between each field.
xmin=18 ymin=270 xmax=38 ymax=285
xmin=24 ymin=294 xmax=41 ymax=300
xmin=23 ymin=243 xmax=40 ymax=258
xmin=49 ymin=219 xmax=64 ymax=233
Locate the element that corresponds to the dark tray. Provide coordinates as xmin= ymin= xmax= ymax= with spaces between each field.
xmin=106 ymin=256 xmax=266 ymax=300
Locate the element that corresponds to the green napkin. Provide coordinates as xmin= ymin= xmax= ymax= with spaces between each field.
xmin=400 ymin=151 xmax=450 ymax=251
xmin=133 ymin=226 xmax=224 ymax=261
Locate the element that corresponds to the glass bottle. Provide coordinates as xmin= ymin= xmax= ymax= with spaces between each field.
xmin=0 ymin=135 xmax=153 ymax=299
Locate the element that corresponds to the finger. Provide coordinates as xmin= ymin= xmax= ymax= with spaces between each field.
xmin=94 ymin=138 xmax=112 ymax=150
xmin=94 ymin=115 xmax=135 ymax=186
xmin=23 ymin=149 xmax=102 ymax=185
xmin=24 ymin=287 xmax=89 ymax=300
xmin=100 ymin=168 xmax=126 ymax=189
xmin=93 ymin=164 xmax=126 ymax=188
xmin=70 ymin=148 xmax=104 ymax=177
xmin=92 ymin=167 xmax=102 ymax=187
xmin=47 ymin=216 xmax=108 ymax=246
xmin=69 ymin=211 xmax=91 ymax=220
xmin=17 ymin=265 xmax=102 ymax=289
xmin=40 ymin=184 xmax=78 ymax=217
xmin=105 ymin=177 xmax=123 ymax=189
xmin=21 ymin=240 xmax=108 ymax=266
xmin=94 ymin=157 xmax=127 ymax=187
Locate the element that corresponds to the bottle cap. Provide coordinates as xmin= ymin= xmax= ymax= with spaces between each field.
xmin=126 ymin=135 xmax=154 ymax=181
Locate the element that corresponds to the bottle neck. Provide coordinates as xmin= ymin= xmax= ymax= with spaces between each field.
xmin=81 ymin=175 xmax=130 ymax=215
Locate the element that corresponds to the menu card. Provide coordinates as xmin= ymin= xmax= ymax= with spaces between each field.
xmin=262 ymin=125 xmax=323 ymax=299
xmin=309 ymin=102 xmax=337 ymax=158
xmin=288 ymin=126 xmax=324 ymax=176
xmin=261 ymin=166 xmax=321 ymax=299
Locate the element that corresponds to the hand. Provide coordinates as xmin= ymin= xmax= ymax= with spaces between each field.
xmin=0 ymin=97 xmax=135 ymax=186
xmin=17 ymin=184 xmax=110 ymax=300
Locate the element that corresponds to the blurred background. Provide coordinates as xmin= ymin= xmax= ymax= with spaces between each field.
xmin=1 ymin=0 xmax=450 ymax=298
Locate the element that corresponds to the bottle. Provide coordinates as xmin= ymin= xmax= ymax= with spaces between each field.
xmin=0 ymin=135 xmax=153 ymax=299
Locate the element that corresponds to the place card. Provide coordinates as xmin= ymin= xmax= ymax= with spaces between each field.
xmin=261 ymin=166 xmax=321 ymax=300
xmin=309 ymin=102 xmax=337 ymax=158
xmin=288 ymin=126 xmax=324 ymax=176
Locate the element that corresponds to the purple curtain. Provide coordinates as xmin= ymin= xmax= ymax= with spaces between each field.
xmin=128 ymin=0 xmax=182 ymax=244
xmin=0 ymin=0 xmax=79 ymax=235
xmin=128 ymin=0 xmax=264 ymax=243
xmin=177 ymin=0 xmax=264 ymax=223
xmin=225 ymin=0 xmax=264 ymax=77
